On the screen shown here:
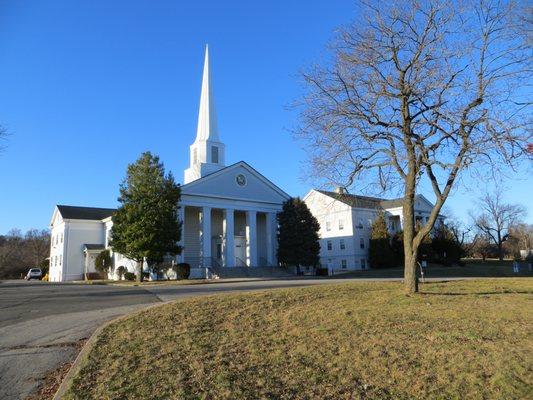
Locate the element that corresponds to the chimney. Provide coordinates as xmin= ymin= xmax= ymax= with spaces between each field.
xmin=334 ymin=186 xmax=347 ymax=194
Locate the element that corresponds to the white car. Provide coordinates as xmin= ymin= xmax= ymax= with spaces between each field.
xmin=25 ymin=268 xmax=42 ymax=280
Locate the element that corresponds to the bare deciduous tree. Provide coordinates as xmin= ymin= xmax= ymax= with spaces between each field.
xmin=505 ymin=223 xmax=533 ymax=257
xmin=296 ymin=0 xmax=532 ymax=292
xmin=446 ymin=215 xmax=479 ymax=256
xmin=25 ymin=229 xmax=51 ymax=266
xmin=0 ymin=229 xmax=50 ymax=279
xmin=470 ymin=233 xmax=495 ymax=261
xmin=471 ymin=190 xmax=527 ymax=260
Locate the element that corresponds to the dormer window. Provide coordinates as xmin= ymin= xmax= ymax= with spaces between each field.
xmin=211 ymin=146 xmax=219 ymax=164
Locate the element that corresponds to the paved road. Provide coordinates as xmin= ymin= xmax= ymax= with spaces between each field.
xmin=0 ymin=281 xmax=161 ymax=400
xmin=0 ymin=278 xmax=362 ymax=399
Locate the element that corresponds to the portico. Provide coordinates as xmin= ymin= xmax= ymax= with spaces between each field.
xmin=179 ymin=203 xmax=278 ymax=269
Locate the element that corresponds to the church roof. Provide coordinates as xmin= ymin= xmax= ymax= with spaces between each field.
xmin=56 ymin=205 xmax=116 ymax=221
xmin=316 ymin=190 xmax=404 ymax=209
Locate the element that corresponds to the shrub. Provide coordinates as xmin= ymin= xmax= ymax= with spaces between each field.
xmin=85 ymin=272 xmax=102 ymax=280
xmin=124 ymin=272 xmax=136 ymax=281
xmin=95 ymin=249 xmax=113 ymax=274
xmin=116 ymin=266 xmax=126 ymax=280
xmin=316 ymin=267 xmax=329 ymax=276
xmin=174 ymin=263 xmax=190 ymax=280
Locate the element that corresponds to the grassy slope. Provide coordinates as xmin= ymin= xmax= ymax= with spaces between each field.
xmin=65 ymin=279 xmax=533 ymax=400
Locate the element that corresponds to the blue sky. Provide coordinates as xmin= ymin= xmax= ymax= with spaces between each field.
xmin=0 ymin=0 xmax=531 ymax=234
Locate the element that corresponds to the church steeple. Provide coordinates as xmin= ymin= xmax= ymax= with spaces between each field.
xmin=184 ymin=45 xmax=226 ymax=184
xmin=195 ymin=45 xmax=219 ymax=142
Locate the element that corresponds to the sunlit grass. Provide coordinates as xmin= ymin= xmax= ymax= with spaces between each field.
xmin=65 ymin=279 xmax=533 ymax=400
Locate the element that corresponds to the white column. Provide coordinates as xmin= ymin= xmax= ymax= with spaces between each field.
xmin=246 ymin=210 xmax=257 ymax=267
xmin=266 ymin=212 xmax=276 ymax=266
xmin=177 ymin=206 xmax=185 ymax=263
xmin=223 ymin=209 xmax=235 ymax=267
xmin=201 ymin=206 xmax=212 ymax=266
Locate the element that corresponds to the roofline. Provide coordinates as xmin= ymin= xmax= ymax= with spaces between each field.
xmin=56 ymin=204 xmax=117 ymax=212
xmin=51 ymin=204 xmax=117 ymax=226
xmin=182 ymin=161 xmax=291 ymax=199
xmin=310 ymin=189 xmax=441 ymax=213
xmin=49 ymin=205 xmax=60 ymax=227
xmin=302 ymin=189 xmax=316 ymax=202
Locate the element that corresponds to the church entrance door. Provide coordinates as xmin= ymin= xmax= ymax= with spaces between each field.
xmin=234 ymin=236 xmax=246 ymax=266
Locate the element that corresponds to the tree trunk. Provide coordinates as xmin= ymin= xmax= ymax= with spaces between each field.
xmin=497 ymin=231 xmax=504 ymax=261
xmin=136 ymin=260 xmax=143 ymax=283
xmin=404 ymin=250 xmax=419 ymax=294
xmin=402 ymin=168 xmax=419 ymax=293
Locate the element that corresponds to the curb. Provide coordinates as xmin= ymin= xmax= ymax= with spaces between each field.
xmin=52 ymin=302 xmax=168 ymax=400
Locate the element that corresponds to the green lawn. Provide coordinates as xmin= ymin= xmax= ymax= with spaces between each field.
xmin=65 ymin=279 xmax=533 ymax=400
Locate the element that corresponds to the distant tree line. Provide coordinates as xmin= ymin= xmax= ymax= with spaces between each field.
xmin=0 ymin=229 xmax=50 ymax=279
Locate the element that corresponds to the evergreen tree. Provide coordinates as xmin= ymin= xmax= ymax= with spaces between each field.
xmin=111 ymin=152 xmax=182 ymax=282
xmin=431 ymin=224 xmax=464 ymax=266
xmin=368 ymin=212 xmax=395 ymax=268
xmin=277 ymin=198 xmax=320 ymax=273
xmin=391 ymin=230 xmax=404 ymax=266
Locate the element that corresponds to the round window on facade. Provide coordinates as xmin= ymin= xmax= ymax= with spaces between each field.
xmin=236 ymin=174 xmax=246 ymax=186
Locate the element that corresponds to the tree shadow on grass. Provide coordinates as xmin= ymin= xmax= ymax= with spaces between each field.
xmin=420 ymin=290 xmax=532 ymax=296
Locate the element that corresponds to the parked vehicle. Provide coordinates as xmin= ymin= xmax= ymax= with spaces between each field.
xmin=25 ymin=268 xmax=42 ymax=280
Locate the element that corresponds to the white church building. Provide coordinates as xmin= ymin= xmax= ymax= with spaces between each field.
xmin=304 ymin=188 xmax=443 ymax=273
xmin=48 ymin=46 xmax=443 ymax=282
xmin=48 ymin=46 xmax=290 ymax=282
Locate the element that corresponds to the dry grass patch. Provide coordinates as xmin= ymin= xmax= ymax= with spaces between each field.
xmin=65 ymin=279 xmax=533 ymax=400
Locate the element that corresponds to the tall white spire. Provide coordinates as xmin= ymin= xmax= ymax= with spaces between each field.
xmin=195 ymin=44 xmax=219 ymax=142
xmin=184 ymin=45 xmax=226 ymax=184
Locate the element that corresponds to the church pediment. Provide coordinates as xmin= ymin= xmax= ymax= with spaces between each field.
xmin=181 ymin=161 xmax=290 ymax=204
